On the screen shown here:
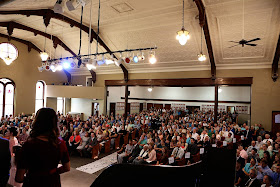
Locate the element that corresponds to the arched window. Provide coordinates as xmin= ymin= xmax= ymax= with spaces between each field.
xmin=35 ymin=81 xmax=45 ymax=113
xmin=0 ymin=78 xmax=15 ymax=117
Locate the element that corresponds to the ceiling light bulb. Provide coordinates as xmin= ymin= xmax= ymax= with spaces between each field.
xmin=198 ymin=53 xmax=206 ymax=61
xmin=63 ymin=62 xmax=70 ymax=69
xmin=218 ymin=88 xmax=222 ymax=93
xmin=40 ymin=51 xmax=49 ymax=61
xmin=50 ymin=64 xmax=55 ymax=71
xmin=176 ymin=29 xmax=190 ymax=45
xmin=133 ymin=56 xmax=139 ymax=63
xmin=148 ymin=87 xmax=152 ymax=92
xmin=149 ymin=53 xmax=157 ymax=64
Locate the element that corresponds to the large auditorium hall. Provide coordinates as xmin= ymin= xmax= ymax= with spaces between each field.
xmin=0 ymin=0 xmax=279 ymax=187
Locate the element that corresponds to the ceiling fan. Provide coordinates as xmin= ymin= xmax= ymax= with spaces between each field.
xmin=228 ymin=0 xmax=260 ymax=48
xmin=228 ymin=38 xmax=261 ymax=48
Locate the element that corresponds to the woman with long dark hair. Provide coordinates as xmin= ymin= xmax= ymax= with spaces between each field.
xmin=15 ymin=108 xmax=70 ymax=187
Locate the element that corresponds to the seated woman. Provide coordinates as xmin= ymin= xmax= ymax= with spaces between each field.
xmin=143 ymin=143 xmax=157 ymax=164
xmin=68 ymin=130 xmax=81 ymax=155
xmin=77 ymin=132 xmax=90 ymax=157
xmin=110 ymin=127 xmax=118 ymax=149
xmin=156 ymin=147 xmax=169 ymax=165
xmin=242 ymin=158 xmax=256 ymax=176
xmin=99 ymin=131 xmax=110 ymax=152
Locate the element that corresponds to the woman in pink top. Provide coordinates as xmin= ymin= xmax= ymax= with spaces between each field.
xmin=144 ymin=143 xmax=157 ymax=164
xmin=239 ymin=145 xmax=248 ymax=160
xmin=8 ymin=127 xmax=19 ymax=155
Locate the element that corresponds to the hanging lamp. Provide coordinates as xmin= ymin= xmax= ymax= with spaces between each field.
xmin=176 ymin=0 xmax=190 ymax=45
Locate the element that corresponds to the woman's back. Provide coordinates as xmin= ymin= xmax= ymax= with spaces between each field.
xmin=17 ymin=138 xmax=69 ymax=187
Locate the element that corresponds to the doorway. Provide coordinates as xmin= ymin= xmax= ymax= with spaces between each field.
xmin=154 ymin=104 xmax=163 ymax=109
xmin=147 ymin=103 xmax=153 ymax=110
xmin=140 ymin=103 xmax=143 ymax=112
xmin=110 ymin=103 xmax=116 ymax=117
xmin=165 ymin=104 xmax=171 ymax=110
xmin=92 ymin=103 xmax=99 ymax=116
xmin=227 ymin=106 xmax=235 ymax=113
xmin=272 ymin=111 xmax=280 ymax=138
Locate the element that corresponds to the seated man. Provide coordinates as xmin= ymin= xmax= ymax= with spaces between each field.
xmin=128 ymin=139 xmax=141 ymax=163
xmin=117 ymin=139 xmax=134 ymax=164
xmin=188 ymin=138 xmax=199 ymax=156
xmin=243 ymin=168 xmax=261 ymax=187
xmin=82 ymin=132 xmax=98 ymax=158
xmin=170 ymin=141 xmax=185 ymax=164
xmin=256 ymin=159 xmax=273 ymax=181
xmin=133 ymin=145 xmax=149 ymax=165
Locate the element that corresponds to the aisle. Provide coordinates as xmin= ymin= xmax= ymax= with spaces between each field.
xmin=76 ymin=152 xmax=118 ymax=174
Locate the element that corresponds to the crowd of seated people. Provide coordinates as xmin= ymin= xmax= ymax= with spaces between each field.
xmin=2 ymin=108 xmax=280 ymax=187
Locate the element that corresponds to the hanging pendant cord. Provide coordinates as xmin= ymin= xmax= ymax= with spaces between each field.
xmin=78 ymin=6 xmax=84 ymax=56
xmin=43 ymin=27 xmax=47 ymax=52
xmin=96 ymin=0 xmax=101 ymax=54
xmin=182 ymin=0 xmax=185 ymax=29
xmin=88 ymin=0 xmax=93 ymax=55
xmin=201 ymin=26 xmax=203 ymax=53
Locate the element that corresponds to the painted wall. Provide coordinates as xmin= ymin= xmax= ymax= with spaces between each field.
xmin=0 ymin=37 xmax=67 ymax=115
xmin=71 ymin=98 xmax=104 ymax=119
xmin=46 ymin=97 xmax=57 ymax=111
xmin=46 ymin=85 xmax=105 ymax=99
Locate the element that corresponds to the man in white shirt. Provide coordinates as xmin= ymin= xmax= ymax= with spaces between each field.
xmin=171 ymin=142 xmax=185 ymax=160
xmin=262 ymin=134 xmax=273 ymax=144
xmin=247 ymin=141 xmax=258 ymax=154
xmin=192 ymin=129 xmax=199 ymax=140
xmin=200 ymin=130 xmax=209 ymax=141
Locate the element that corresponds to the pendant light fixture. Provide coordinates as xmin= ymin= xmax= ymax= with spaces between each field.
xmin=198 ymin=26 xmax=206 ymax=62
xmin=176 ymin=0 xmax=190 ymax=45
xmin=40 ymin=27 xmax=49 ymax=61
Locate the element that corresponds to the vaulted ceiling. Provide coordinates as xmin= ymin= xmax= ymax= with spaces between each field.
xmin=0 ymin=0 xmax=279 ymax=76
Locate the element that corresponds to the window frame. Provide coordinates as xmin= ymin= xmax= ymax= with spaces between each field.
xmin=0 ymin=78 xmax=15 ymax=117
xmin=35 ymin=81 xmax=45 ymax=113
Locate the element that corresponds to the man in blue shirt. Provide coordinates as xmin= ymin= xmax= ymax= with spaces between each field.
xmin=272 ymin=164 xmax=280 ymax=187
xmin=256 ymin=159 xmax=273 ymax=181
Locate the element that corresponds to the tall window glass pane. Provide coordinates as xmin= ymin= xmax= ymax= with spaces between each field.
xmin=35 ymin=81 xmax=44 ymax=113
xmin=4 ymin=84 xmax=14 ymax=116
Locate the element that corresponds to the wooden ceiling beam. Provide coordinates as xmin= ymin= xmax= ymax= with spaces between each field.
xmin=0 ymin=33 xmax=40 ymax=52
xmin=0 ymin=33 xmax=72 ymax=83
xmin=272 ymin=34 xmax=280 ymax=82
xmin=105 ymin=77 xmax=253 ymax=87
xmin=0 ymin=21 xmax=76 ymax=56
xmin=0 ymin=9 xmax=111 ymax=51
xmin=194 ymin=0 xmax=216 ymax=79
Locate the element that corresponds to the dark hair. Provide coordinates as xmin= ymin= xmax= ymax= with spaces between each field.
xmin=9 ymin=127 xmax=18 ymax=136
xmin=30 ymin=108 xmax=59 ymax=147
xmin=252 ymin=148 xmax=257 ymax=152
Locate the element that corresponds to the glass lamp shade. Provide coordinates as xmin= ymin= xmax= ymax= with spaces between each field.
xmin=3 ymin=56 xmax=14 ymax=65
xmin=176 ymin=29 xmax=190 ymax=45
xmin=149 ymin=54 xmax=157 ymax=64
xmin=198 ymin=53 xmax=206 ymax=61
xmin=40 ymin=51 xmax=49 ymax=61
